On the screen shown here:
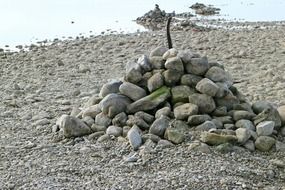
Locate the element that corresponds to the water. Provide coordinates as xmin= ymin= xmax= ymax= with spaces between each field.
xmin=1 ymin=0 xmax=285 ymax=49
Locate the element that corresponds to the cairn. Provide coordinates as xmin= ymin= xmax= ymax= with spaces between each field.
xmin=55 ymin=45 xmax=285 ymax=152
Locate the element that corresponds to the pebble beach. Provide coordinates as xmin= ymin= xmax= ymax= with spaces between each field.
xmin=1 ymin=17 xmax=285 ymax=190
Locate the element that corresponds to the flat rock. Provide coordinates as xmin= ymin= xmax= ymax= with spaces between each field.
xmin=200 ymin=132 xmax=237 ymax=145
xmin=189 ymin=93 xmax=216 ymax=114
xmin=119 ymin=82 xmax=147 ymax=101
xmin=233 ymin=110 xmax=256 ymax=121
xmin=174 ymin=103 xmax=198 ymax=120
xmin=82 ymin=104 xmax=101 ymax=118
xmin=255 ymin=136 xmax=276 ymax=152
xmin=188 ymin=114 xmax=212 ymax=126
xmin=60 ymin=115 xmax=92 ymax=138
xmin=127 ymin=86 xmax=171 ymax=113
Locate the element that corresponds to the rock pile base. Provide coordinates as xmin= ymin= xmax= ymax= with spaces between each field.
xmin=56 ymin=46 xmax=285 ymax=152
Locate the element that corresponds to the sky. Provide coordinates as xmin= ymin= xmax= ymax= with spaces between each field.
xmin=0 ymin=0 xmax=285 ymax=49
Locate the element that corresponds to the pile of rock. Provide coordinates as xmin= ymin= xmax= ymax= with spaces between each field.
xmin=190 ymin=3 xmax=220 ymax=15
xmin=135 ymin=4 xmax=175 ymax=30
xmin=55 ymin=47 xmax=285 ymax=152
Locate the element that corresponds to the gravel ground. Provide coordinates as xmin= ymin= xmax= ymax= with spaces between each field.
xmin=1 ymin=22 xmax=285 ymax=189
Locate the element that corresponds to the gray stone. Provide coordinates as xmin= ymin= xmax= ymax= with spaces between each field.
xmin=180 ymin=74 xmax=203 ymax=88
xmin=147 ymin=72 xmax=164 ymax=92
xmin=215 ymin=143 xmax=234 ymax=154
xmin=177 ymin=49 xmax=197 ymax=64
xmin=252 ymin=101 xmax=272 ymax=114
xmin=142 ymin=133 xmax=161 ymax=143
xmin=163 ymin=69 xmax=182 ymax=86
xmin=155 ymin=107 xmax=172 ymax=119
xmin=205 ymin=66 xmax=232 ymax=83
xmin=95 ymin=112 xmax=112 ymax=127
xmin=215 ymin=93 xmax=239 ymax=111
xmin=255 ymin=136 xmax=276 ymax=152
xmin=196 ymin=78 xmax=219 ymax=97
xmin=149 ymin=115 xmax=170 ymax=137
xmin=88 ymin=131 xmax=105 ymax=140
xmin=213 ymin=116 xmax=233 ymax=124
xmin=253 ymin=107 xmax=282 ymax=130
xmin=200 ymin=132 xmax=237 ymax=145
xmin=157 ymin=139 xmax=174 ymax=148
xmin=164 ymin=127 xmax=185 ymax=144
xmin=97 ymin=134 xmax=110 ymax=142
xmin=127 ymin=86 xmax=171 ymax=113
xmin=165 ymin=57 xmax=184 ymax=72
xmin=188 ymin=141 xmax=211 ymax=153
xmin=134 ymin=111 xmax=155 ymax=124
xmin=90 ymin=124 xmax=107 ymax=132
xmin=275 ymin=141 xmax=285 ymax=152
xmin=119 ymin=82 xmax=147 ymax=101
xmin=125 ymin=68 xmax=142 ymax=84
xmin=232 ymin=103 xmax=253 ymax=112
xmin=60 ymin=115 xmax=92 ymax=138
xmin=224 ymin=124 xmax=235 ymax=130
xmin=187 ymin=114 xmax=212 ymax=126
xmin=70 ymin=107 xmax=82 ymax=117
xmin=215 ymin=82 xmax=230 ymax=98
xmin=185 ymin=56 xmax=209 ymax=75
xmin=189 ymin=93 xmax=216 ymax=114
xmin=236 ymin=128 xmax=251 ymax=144
xmin=174 ymin=103 xmax=199 ymax=120
xmin=256 ymin=121 xmax=275 ymax=136
xmin=99 ymin=93 xmax=132 ymax=118
xmin=195 ymin=121 xmax=217 ymax=131
xmin=99 ymin=80 xmax=122 ymax=98
xmin=211 ymin=118 xmax=223 ymax=129
xmin=281 ymin=127 xmax=285 ymax=136
xmin=82 ymin=116 xmax=95 ymax=127
xmin=235 ymin=119 xmax=255 ymax=131
xmin=112 ymin=112 xmax=127 ymax=127
xmin=233 ymin=110 xmax=256 ymax=121
xmin=243 ymin=140 xmax=255 ymax=151
xmin=150 ymin=46 xmax=168 ymax=57
xmin=277 ymin=105 xmax=285 ymax=125
xmin=163 ymin=48 xmax=178 ymax=60
xmin=149 ymin=56 xmax=165 ymax=69
xmin=82 ymin=104 xmax=101 ymax=118
xmin=122 ymin=126 xmax=131 ymax=137
xmin=106 ymin=125 xmax=123 ymax=137
xmin=171 ymin=85 xmax=195 ymax=104
xmin=137 ymin=54 xmax=152 ymax=72
xmin=126 ymin=115 xmax=150 ymax=130
xmin=84 ymin=95 xmax=102 ymax=108
xmin=212 ymin=106 xmax=227 ymax=116
xmin=127 ymin=125 xmax=142 ymax=151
